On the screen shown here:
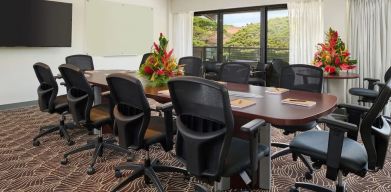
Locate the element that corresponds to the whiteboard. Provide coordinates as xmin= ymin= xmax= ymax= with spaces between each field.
xmin=85 ymin=0 xmax=153 ymax=56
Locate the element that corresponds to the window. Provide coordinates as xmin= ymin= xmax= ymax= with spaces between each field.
xmin=223 ymin=11 xmax=261 ymax=62
xmin=267 ymin=9 xmax=289 ymax=62
xmin=193 ymin=5 xmax=288 ymax=64
xmin=193 ymin=13 xmax=218 ymax=62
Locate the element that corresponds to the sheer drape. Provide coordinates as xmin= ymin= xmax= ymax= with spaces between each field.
xmin=347 ymin=0 xmax=391 ymax=105
xmin=172 ymin=12 xmax=194 ymax=59
xmin=288 ymin=0 xmax=324 ymax=64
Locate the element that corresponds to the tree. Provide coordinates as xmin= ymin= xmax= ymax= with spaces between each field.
xmin=267 ymin=17 xmax=289 ymax=49
xmin=225 ymin=23 xmax=260 ymax=47
xmin=193 ymin=17 xmax=217 ymax=46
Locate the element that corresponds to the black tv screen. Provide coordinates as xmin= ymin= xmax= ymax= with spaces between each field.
xmin=0 ymin=0 xmax=72 ymax=47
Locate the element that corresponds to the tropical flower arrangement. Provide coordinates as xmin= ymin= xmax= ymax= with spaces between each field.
xmin=313 ymin=28 xmax=357 ymax=74
xmin=139 ymin=33 xmax=182 ymax=86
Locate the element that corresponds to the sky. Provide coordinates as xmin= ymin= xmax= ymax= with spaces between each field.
xmin=224 ymin=10 xmax=288 ymax=27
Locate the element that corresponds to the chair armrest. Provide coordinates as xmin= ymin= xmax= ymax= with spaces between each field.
xmin=374 ymin=82 xmax=386 ymax=90
xmin=240 ymin=119 xmax=267 ymax=187
xmin=240 ymin=119 xmax=266 ymax=133
xmin=338 ymin=103 xmax=370 ymax=113
xmin=101 ymin=91 xmax=110 ymax=96
xmin=363 ymin=77 xmax=380 ymax=82
xmin=364 ymin=78 xmax=380 ymax=90
xmin=319 ymin=115 xmax=358 ymax=180
xmin=318 ymin=116 xmax=358 ymax=133
xmin=251 ymin=70 xmax=266 ymax=75
xmin=54 ymin=74 xmax=62 ymax=79
xmin=159 ymin=102 xmax=175 ymax=152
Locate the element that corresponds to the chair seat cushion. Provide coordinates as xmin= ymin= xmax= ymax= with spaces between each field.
xmin=89 ymin=104 xmax=111 ymax=126
xmin=222 ymin=137 xmax=269 ymax=177
xmin=143 ymin=116 xmax=167 ymax=146
xmin=289 ymin=131 xmax=368 ymax=172
xmin=274 ymin=121 xmax=317 ymax=133
xmin=53 ymin=95 xmax=68 ymax=113
xmin=349 ymin=88 xmax=378 ymax=99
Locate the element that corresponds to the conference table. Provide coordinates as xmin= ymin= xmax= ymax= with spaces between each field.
xmin=85 ymin=70 xmax=338 ymax=190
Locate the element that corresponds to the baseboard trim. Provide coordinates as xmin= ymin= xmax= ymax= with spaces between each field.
xmin=0 ymin=100 xmax=37 ymax=111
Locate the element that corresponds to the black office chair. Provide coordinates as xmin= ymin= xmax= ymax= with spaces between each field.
xmin=58 ymin=64 xmax=131 ymax=175
xmin=65 ymin=54 xmax=94 ymax=71
xmin=107 ymin=74 xmax=188 ymax=192
xmin=349 ymin=66 xmax=391 ymax=105
xmin=272 ymin=64 xmax=324 ymax=179
xmin=203 ymin=61 xmax=221 ymax=80
xmin=219 ymin=62 xmax=251 ymax=84
xmin=289 ymin=79 xmax=391 ymax=192
xmin=168 ymin=76 xmax=270 ymax=190
xmin=32 ymin=63 xmax=74 ymax=146
xmin=248 ymin=61 xmax=266 ymax=86
xmin=139 ymin=53 xmax=153 ymax=69
xmin=178 ymin=56 xmax=204 ymax=77
xmin=266 ymin=59 xmax=289 ymax=87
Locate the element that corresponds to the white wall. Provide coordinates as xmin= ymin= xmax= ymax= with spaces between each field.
xmin=170 ymin=0 xmax=288 ymax=13
xmin=0 ymin=0 xmax=169 ymax=105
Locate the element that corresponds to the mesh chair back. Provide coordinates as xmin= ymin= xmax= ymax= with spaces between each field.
xmin=280 ymin=64 xmax=323 ymax=93
xmin=33 ymin=62 xmax=59 ymax=113
xmin=360 ymin=79 xmax=391 ymax=170
xmin=139 ymin=53 xmax=153 ymax=69
xmin=65 ymin=54 xmax=94 ymax=71
xmin=219 ymin=62 xmax=251 ymax=84
xmin=58 ymin=64 xmax=94 ymax=124
xmin=384 ymin=66 xmax=391 ymax=82
xmin=267 ymin=59 xmax=289 ymax=87
xmin=168 ymin=76 xmax=234 ymax=178
xmin=178 ymin=56 xmax=203 ymax=77
xmin=106 ymin=74 xmax=151 ymax=148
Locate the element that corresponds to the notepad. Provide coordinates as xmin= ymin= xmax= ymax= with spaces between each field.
xmin=281 ymin=98 xmax=316 ymax=107
xmin=265 ymin=87 xmax=289 ymax=94
xmin=158 ymin=90 xmax=170 ymax=96
xmin=230 ymin=99 xmax=256 ymax=108
xmin=229 ymin=91 xmax=263 ymax=98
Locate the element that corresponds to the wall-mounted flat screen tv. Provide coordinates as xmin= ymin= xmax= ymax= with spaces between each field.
xmin=0 ymin=0 xmax=72 ymax=47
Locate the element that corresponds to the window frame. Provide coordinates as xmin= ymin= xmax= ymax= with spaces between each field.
xmin=194 ymin=4 xmax=287 ymax=64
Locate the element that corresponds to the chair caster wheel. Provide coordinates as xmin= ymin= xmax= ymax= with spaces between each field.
xmin=184 ymin=172 xmax=190 ymax=181
xmin=87 ymin=166 xmax=96 ymax=175
xmin=33 ymin=140 xmax=40 ymax=146
xmin=61 ymin=158 xmax=68 ymax=165
xmin=67 ymin=140 xmax=75 ymax=146
xmin=144 ymin=175 xmax=152 ymax=184
xmin=312 ymin=162 xmax=322 ymax=169
xmin=305 ymin=172 xmax=313 ymax=180
xmin=59 ymin=131 xmax=64 ymax=137
xmin=115 ymin=169 xmax=122 ymax=178
xmin=289 ymin=187 xmax=299 ymax=192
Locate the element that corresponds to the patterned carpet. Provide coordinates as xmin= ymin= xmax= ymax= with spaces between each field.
xmin=0 ymin=106 xmax=391 ymax=192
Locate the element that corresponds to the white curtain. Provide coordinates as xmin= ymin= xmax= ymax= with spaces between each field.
xmin=288 ymin=0 xmax=324 ymax=64
xmin=347 ymin=0 xmax=391 ymax=104
xmin=172 ymin=12 xmax=194 ymax=60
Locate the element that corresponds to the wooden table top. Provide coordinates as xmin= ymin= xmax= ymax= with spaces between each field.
xmin=86 ymin=70 xmax=338 ymax=126
xmin=324 ymin=72 xmax=359 ymax=79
